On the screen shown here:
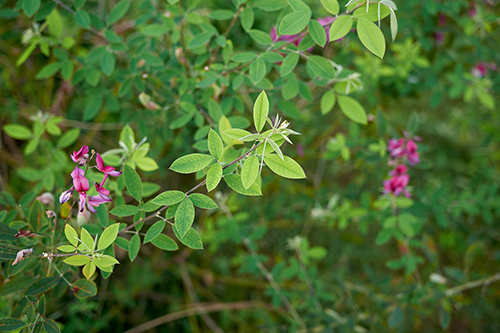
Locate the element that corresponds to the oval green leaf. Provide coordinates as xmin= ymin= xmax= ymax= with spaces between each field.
xmin=206 ymin=163 xmax=223 ymax=192
xmin=357 ymin=18 xmax=386 ymax=59
xmin=151 ymin=234 xmax=178 ymax=251
xmin=329 ymin=16 xmax=353 ymax=41
xmin=174 ymin=198 xmax=195 ymax=238
xmin=264 ymin=154 xmax=306 ymax=179
xmin=110 ymin=205 xmax=140 ymax=217
xmin=241 ymin=155 xmax=260 ymax=189
xmin=189 ymin=193 xmax=218 ymax=209
xmin=97 ymin=223 xmax=120 ymax=251
xmin=337 ymin=95 xmax=368 ymax=124
xmin=279 ymin=11 xmax=311 ymax=35
xmin=208 ymin=129 xmax=224 ymax=160
xmin=152 ymin=190 xmax=186 ymax=206
xmin=124 ymin=164 xmax=142 ymax=202
xmin=144 ymin=220 xmax=166 ymax=243
xmin=170 ymin=154 xmax=214 ymax=174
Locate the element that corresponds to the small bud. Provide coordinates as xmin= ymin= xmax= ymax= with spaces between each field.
xmin=59 ymin=189 xmax=73 ymax=204
xmin=163 ymin=11 xmax=171 ymax=17
xmin=137 ymin=59 xmax=146 ymax=68
xmin=36 ymin=192 xmax=54 ymax=205
xmin=146 ymin=101 xmax=159 ymax=110
xmin=12 ymin=248 xmax=33 ymax=265
xmin=141 ymin=73 xmax=148 ymax=79
xmin=46 ymin=210 xmax=56 ymax=218
xmin=430 ymin=273 xmax=447 ymax=285
xmin=204 ymin=66 xmax=209 ymax=71
xmin=175 ymin=47 xmax=187 ymax=66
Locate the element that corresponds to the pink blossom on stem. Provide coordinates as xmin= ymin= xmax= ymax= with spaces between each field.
xmin=383 ymin=174 xmax=411 ymax=198
xmin=389 ymin=164 xmax=408 ymax=176
xmin=388 ymin=138 xmax=406 ymax=158
xmin=405 ymin=140 xmax=420 ymax=166
xmin=71 ymin=145 xmax=89 ymax=165
xmin=95 ymin=175 xmax=110 ymax=196
xmin=78 ymin=192 xmax=87 ymax=213
xmin=71 ymin=167 xmax=89 ymax=193
xmin=96 ymin=153 xmax=122 ymax=177
xmin=86 ymin=194 xmax=112 ymax=213
xmin=59 ymin=187 xmax=73 ymax=204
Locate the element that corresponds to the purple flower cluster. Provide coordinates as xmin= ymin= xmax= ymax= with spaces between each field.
xmin=60 ymin=146 xmax=122 ymax=213
xmin=383 ymin=136 xmax=421 ymax=197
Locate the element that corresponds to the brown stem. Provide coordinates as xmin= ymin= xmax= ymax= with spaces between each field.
xmin=208 ymin=4 xmax=245 ymax=66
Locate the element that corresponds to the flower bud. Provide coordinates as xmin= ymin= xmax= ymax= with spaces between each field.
xmin=36 ymin=192 xmax=54 ymax=205
xmin=46 ymin=210 xmax=56 ymax=218
xmin=59 ymin=188 xmax=73 ymax=204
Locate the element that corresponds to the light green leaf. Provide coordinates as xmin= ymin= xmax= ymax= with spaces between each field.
xmin=320 ymin=0 xmax=339 ymax=15
xmin=389 ymin=9 xmax=398 ymax=42
xmin=307 ymin=56 xmax=335 ymax=79
xmin=57 ymin=245 xmax=76 ymax=252
xmin=174 ymin=198 xmax=195 ymax=238
xmin=57 ymin=128 xmax=80 ymax=148
xmin=173 ymin=227 xmax=203 ymax=250
xmin=64 ymin=224 xmax=79 ymax=247
xmin=219 ymin=116 xmax=242 ymax=146
xmin=253 ymin=91 xmax=269 ymax=132
xmin=46 ymin=9 xmax=63 ymax=38
xmin=231 ymin=52 xmax=257 ymax=63
xmin=93 ymin=255 xmax=119 ymax=267
xmin=249 ymin=29 xmax=272 ymax=45
xmin=3 ymin=124 xmax=32 ymax=140
xmin=267 ymin=139 xmax=284 ymax=160
xmin=82 ymin=262 xmax=96 ymax=280
xmin=124 ymin=164 xmax=142 ymax=202
xmin=152 ymin=190 xmax=186 ymax=206
xmin=151 ymin=234 xmax=178 ymax=251
xmin=144 ymin=220 xmax=166 ymax=243
xmin=249 ymin=58 xmax=266 ymax=84
xmin=136 ymin=157 xmax=159 ymax=172
xmin=110 ymin=205 xmax=140 ymax=217
xmin=108 ymin=0 xmax=130 ymax=24
xmin=279 ymin=11 xmax=311 ymax=35
xmin=329 ymin=16 xmax=353 ymax=41
xmin=353 ymin=4 xmax=391 ymax=22
xmin=206 ymin=163 xmax=223 ymax=192
xmin=207 ymin=100 xmax=222 ymax=121
xmin=264 ymin=154 xmax=306 ymax=179
xmin=189 ymin=193 xmax=218 ymax=209
xmin=170 ymin=154 xmax=213 ymax=174
xmin=357 ymin=18 xmax=386 ymax=58
xmin=309 ymin=20 xmax=327 ymax=47
xmin=241 ymin=155 xmax=259 ymax=189
xmin=140 ymin=24 xmax=169 ymax=36
xmin=321 ymin=91 xmax=336 ymax=115
xmin=63 ymin=255 xmax=90 ymax=266
xmin=223 ymin=129 xmax=252 ymax=141
xmin=337 ymin=95 xmax=367 ymax=124
xmin=188 ymin=32 xmax=214 ymax=49
xmin=128 ymin=234 xmax=140 ymax=262
xmin=224 ymin=174 xmax=262 ymax=196
xmin=36 ymin=62 xmax=62 ymax=79
xmin=209 ymin=9 xmax=234 ymax=20
xmin=260 ymin=52 xmax=284 ymax=63
xmin=208 ymin=129 xmax=224 ymax=160
xmin=80 ymin=227 xmax=95 ymax=252
xmin=240 ymin=7 xmax=254 ymax=32
xmin=97 ymin=223 xmax=119 ymax=251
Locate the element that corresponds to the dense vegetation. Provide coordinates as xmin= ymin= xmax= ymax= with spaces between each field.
xmin=0 ymin=0 xmax=499 ymax=331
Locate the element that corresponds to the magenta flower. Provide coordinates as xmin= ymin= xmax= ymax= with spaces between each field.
xmin=71 ymin=167 xmax=89 ymax=193
xmin=405 ymin=140 xmax=420 ymax=166
xmin=86 ymin=194 xmax=112 ymax=213
xmin=59 ymin=188 xmax=73 ymax=204
xmin=95 ymin=175 xmax=110 ymax=196
xmin=96 ymin=153 xmax=122 ymax=177
xmin=389 ymin=164 xmax=408 ymax=176
xmin=71 ymin=145 xmax=89 ymax=165
xmin=468 ymin=2 xmax=476 ymax=17
xmin=78 ymin=192 xmax=87 ymax=213
xmin=383 ymin=174 xmax=410 ymax=197
xmin=388 ymin=138 xmax=406 ymax=158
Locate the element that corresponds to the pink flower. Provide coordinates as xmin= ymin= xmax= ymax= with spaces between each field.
xmin=71 ymin=167 xmax=89 ymax=193
xmin=388 ymin=138 xmax=406 ymax=158
xmin=384 ymin=174 xmax=410 ymax=197
xmin=78 ymin=192 xmax=87 ymax=213
xmin=405 ymin=140 xmax=420 ymax=166
xmin=438 ymin=14 xmax=446 ymax=27
xmin=389 ymin=164 xmax=408 ymax=176
xmin=59 ymin=188 xmax=73 ymax=204
xmin=471 ymin=62 xmax=496 ymax=78
xmin=468 ymin=2 xmax=476 ymax=17
xmin=95 ymin=175 xmax=110 ymax=196
xmin=86 ymin=194 xmax=112 ymax=213
xmin=435 ymin=32 xmax=444 ymax=45
xmin=96 ymin=153 xmax=122 ymax=177
xmin=71 ymin=145 xmax=89 ymax=165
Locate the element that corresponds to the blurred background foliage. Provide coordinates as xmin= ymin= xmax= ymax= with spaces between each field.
xmin=0 ymin=0 xmax=499 ymax=331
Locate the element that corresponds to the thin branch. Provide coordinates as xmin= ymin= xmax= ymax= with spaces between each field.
xmin=445 ymin=273 xmax=500 ymax=297
xmin=123 ymin=301 xmax=273 ymax=333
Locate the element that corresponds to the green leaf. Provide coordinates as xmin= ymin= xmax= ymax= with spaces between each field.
xmin=128 ymin=234 xmax=140 ymax=262
xmin=337 ymin=95 xmax=367 ymax=124
xmin=223 ymin=129 xmax=252 ymax=141
xmin=73 ymin=279 xmax=97 ymax=298
xmin=241 ymin=155 xmax=259 ymax=189
xmin=108 ymin=0 xmax=130 ymax=24
xmin=207 ymin=100 xmax=222 ymax=121
xmin=24 ymin=277 xmax=59 ymax=295
xmin=144 ymin=220 xmax=166 ymax=243
xmin=64 ymin=224 xmax=79 ymax=247
xmin=329 ymin=16 xmax=353 ymax=41
xmin=95 ymin=202 xmax=109 ymax=227
xmin=267 ymin=139 xmax=284 ymax=160
xmin=75 ymin=10 xmax=91 ymax=29
xmin=279 ymin=11 xmax=311 ymax=35
xmin=309 ymin=20 xmax=327 ymax=47
xmin=260 ymin=52 xmax=284 ymax=63
xmin=82 ymin=262 xmax=96 ymax=280
xmin=222 ymin=40 xmax=233 ymax=64
xmin=29 ymin=200 xmax=43 ymax=232
xmin=264 ymin=154 xmax=306 ymax=179
xmin=188 ymin=32 xmax=214 ymax=49
xmin=320 ymin=0 xmax=339 ymax=15
xmin=353 ymin=4 xmax=391 ymax=22
xmin=23 ymin=0 xmax=40 ymax=17
xmin=389 ymin=9 xmax=398 ymax=42
xmin=206 ymin=163 xmax=223 ymax=192
xmin=357 ymin=18 xmax=386 ymax=58
xmin=151 ymin=234 xmax=178 ymax=251
xmin=101 ymin=52 xmax=116 ymax=76
xmin=83 ymin=96 xmax=103 ymax=121
xmin=231 ymin=52 xmax=257 ymax=63
xmin=321 ymin=91 xmax=336 ymax=115
xmin=93 ymin=255 xmax=119 ymax=268
xmin=43 ymin=319 xmax=60 ymax=333
xmin=209 ymin=9 xmax=234 ymax=20
xmin=0 ymin=318 xmax=26 ymax=332
xmin=240 ymin=7 xmax=254 ymax=32
xmin=3 ymin=124 xmax=32 ymax=140
xmin=249 ymin=29 xmax=272 ymax=45
xmin=249 ymin=58 xmax=266 ymax=84
xmin=173 ymin=227 xmax=203 ymax=250
xmin=170 ymin=154 xmax=213 ymax=174
xmin=124 ymin=164 xmax=142 ymax=202
xmin=36 ymin=62 xmax=62 ymax=79
xmin=307 ymin=56 xmax=335 ymax=80
xmin=136 ymin=157 xmax=159 ymax=172
xmin=253 ymin=91 xmax=269 ymax=132
xmin=478 ymin=90 xmax=495 ymax=110
xmin=174 ymin=198 xmax=195 ymax=238
xmin=16 ymin=43 xmax=37 ymax=67
xmin=47 ymin=9 xmax=63 ymax=38
xmin=152 ymin=190 xmax=186 ymax=206
xmin=98 ymin=223 xmax=119 ymax=250
xmin=80 ymin=227 xmax=95 ymax=252
xmin=224 ymin=174 xmax=262 ymax=196
xmin=110 ymin=205 xmax=140 ymax=217
xmin=189 ymin=193 xmax=218 ymax=209
xmin=208 ymin=129 xmax=224 ymax=160
xmin=140 ymin=24 xmax=169 ymax=36
xmin=280 ymin=53 xmax=299 ymax=77
xmin=56 ymin=128 xmax=80 ymax=148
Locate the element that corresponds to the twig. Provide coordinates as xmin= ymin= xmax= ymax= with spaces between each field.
xmin=208 ymin=4 xmax=245 ymax=66
xmin=123 ymin=301 xmax=273 ymax=333
xmin=445 ymin=273 xmax=500 ymax=297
